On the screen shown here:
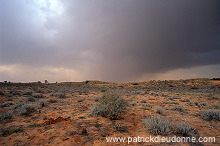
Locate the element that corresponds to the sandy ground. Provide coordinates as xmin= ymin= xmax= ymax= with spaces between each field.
xmin=0 ymin=78 xmax=220 ymax=146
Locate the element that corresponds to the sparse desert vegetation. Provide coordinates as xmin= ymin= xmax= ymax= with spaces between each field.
xmin=174 ymin=122 xmax=197 ymax=137
xmin=91 ymin=91 xmax=129 ymax=120
xmin=143 ymin=116 xmax=172 ymax=135
xmin=0 ymin=78 xmax=220 ymax=145
xmin=200 ymin=110 xmax=220 ymax=121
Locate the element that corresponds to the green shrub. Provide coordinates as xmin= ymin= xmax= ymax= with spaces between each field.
xmin=28 ymin=123 xmax=41 ymax=128
xmin=48 ymin=99 xmax=57 ymax=103
xmin=1 ymin=127 xmax=23 ymax=137
xmin=175 ymin=123 xmax=197 ymax=137
xmin=200 ymin=110 xmax=220 ymax=121
xmin=131 ymin=102 xmax=137 ymax=106
xmin=27 ymin=97 xmax=36 ymax=102
xmin=43 ymin=115 xmax=47 ymax=120
xmin=114 ymin=123 xmax=128 ymax=133
xmin=180 ymin=98 xmax=190 ymax=102
xmin=169 ymin=96 xmax=181 ymax=100
xmin=14 ymin=102 xmax=26 ymax=109
xmin=32 ymin=93 xmax=44 ymax=98
xmin=23 ymin=91 xmax=33 ymax=95
xmin=0 ymin=111 xmax=13 ymax=123
xmin=77 ymin=99 xmax=84 ymax=103
xmin=171 ymin=106 xmax=185 ymax=112
xmin=94 ymin=122 xmax=102 ymax=128
xmin=11 ymin=127 xmax=23 ymax=133
xmin=94 ymin=97 xmax=100 ymax=102
xmin=16 ymin=104 xmax=36 ymax=116
xmin=207 ymin=94 xmax=220 ymax=100
xmin=39 ymin=100 xmax=48 ymax=107
xmin=0 ymin=91 xmax=5 ymax=96
xmin=78 ymin=116 xmax=86 ymax=119
xmin=156 ymin=108 xmax=165 ymax=115
xmin=52 ymin=92 xmax=66 ymax=98
xmin=1 ymin=102 xmax=13 ymax=107
xmin=9 ymin=90 xmax=21 ymax=96
xmin=210 ymin=102 xmax=220 ymax=109
xmin=91 ymin=91 xmax=129 ymax=120
xmin=143 ymin=116 xmax=171 ymax=135
xmin=91 ymin=105 xmax=104 ymax=116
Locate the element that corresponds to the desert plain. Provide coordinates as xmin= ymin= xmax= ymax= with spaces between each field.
xmin=0 ymin=78 xmax=220 ymax=146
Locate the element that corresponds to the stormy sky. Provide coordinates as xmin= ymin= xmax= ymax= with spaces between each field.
xmin=0 ymin=0 xmax=220 ymax=83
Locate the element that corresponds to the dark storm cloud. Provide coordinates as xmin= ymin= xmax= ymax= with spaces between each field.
xmin=1 ymin=0 xmax=220 ymax=82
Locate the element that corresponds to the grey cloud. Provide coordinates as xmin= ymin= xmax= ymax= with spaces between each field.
xmin=1 ymin=0 xmax=220 ymax=82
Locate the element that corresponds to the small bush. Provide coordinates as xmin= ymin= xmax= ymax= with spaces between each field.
xmin=39 ymin=100 xmax=48 ymax=107
xmin=200 ymin=102 xmax=207 ymax=106
xmin=186 ymin=102 xmax=194 ymax=106
xmin=78 ymin=116 xmax=85 ymax=119
xmin=1 ymin=127 xmax=23 ymax=137
xmin=191 ymin=86 xmax=198 ymax=89
xmin=32 ymin=93 xmax=44 ymax=98
xmin=143 ymin=116 xmax=171 ymax=135
xmin=180 ymin=98 xmax=190 ymax=102
xmin=10 ymin=90 xmax=21 ymax=96
xmin=48 ymin=99 xmax=57 ymax=103
xmin=141 ymin=99 xmax=147 ymax=103
xmin=114 ymin=123 xmax=128 ymax=133
xmin=195 ymin=102 xmax=207 ymax=108
xmin=16 ymin=104 xmax=36 ymax=116
xmin=77 ymin=99 xmax=84 ymax=103
xmin=13 ymin=102 xmax=26 ymax=109
xmin=28 ymin=123 xmax=41 ymax=128
xmin=23 ymin=91 xmax=33 ymax=95
xmin=91 ymin=91 xmax=129 ymax=120
xmin=131 ymin=102 xmax=137 ymax=106
xmin=156 ymin=108 xmax=165 ymax=115
xmin=27 ymin=97 xmax=36 ymax=102
xmin=210 ymin=102 xmax=220 ymax=109
xmin=0 ymin=91 xmax=5 ymax=96
xmin=0 ymin=111 xmax=13 ymax=122
xmin=174 ymin=123 xmax=197 ymax=137
xmin=94 ymin=122 xmax=102 ymax=128
xmin=171 ymin=106 xmax=185 ymax=112
xmin=91 ymin=105 xmax=104 ymax=116
xmin=200 ymin=110 xmax=220 ymax=121
xmin=169 ymin=96 xmax=181 ymax=100
xmin=207 ymin=94 xmax=220 ymax=100
xmin=43 ymin=115 xmax=47 ymax=120
xmin=94 ymin=97 xmax=100 ymax=102
xmin=1 ymin=102 xmax=13 ymax=107
xmin=52 ymin=92 xmax=66 ymax=98
xmin=12 ymin=127 xmax=23 ymax=133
